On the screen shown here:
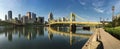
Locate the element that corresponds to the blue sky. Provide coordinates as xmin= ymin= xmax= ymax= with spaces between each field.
xmin=0 ymin=0 xmax=120 ymax=21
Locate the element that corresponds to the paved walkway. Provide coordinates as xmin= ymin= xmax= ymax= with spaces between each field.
xmin=82 ymin=28 xmax=120 ymax=49
xmin=99 ymin=28 xmax=120 ymax=49
xmin=82 ymin=29 xmax=100 ymax=49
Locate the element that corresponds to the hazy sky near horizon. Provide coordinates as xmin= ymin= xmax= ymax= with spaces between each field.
xmin=0 ymin=0 xmax=120 ymax=21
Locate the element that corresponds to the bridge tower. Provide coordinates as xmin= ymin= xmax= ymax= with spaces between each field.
xmin=70 ymin=13 xmax=76 ymax=32
xmin=70 ymin=13 xmax=76 ymax=22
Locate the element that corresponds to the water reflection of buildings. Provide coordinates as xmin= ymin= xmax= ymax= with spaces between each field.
xmin=4 ymin=28 xmax=13 ymax=41
xmin=3 ymin=27 xmax=44 ymax=41
xmin=47 ymin=27 xmax=90 ymax=45
xmin=48 ymin=31 xmax=53 ymax=40
xmin=1 ymin=26 xmax=91 ymax=46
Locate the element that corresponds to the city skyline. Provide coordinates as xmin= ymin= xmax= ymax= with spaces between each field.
xmin=0 ymin=0 xmax=120 ymax=21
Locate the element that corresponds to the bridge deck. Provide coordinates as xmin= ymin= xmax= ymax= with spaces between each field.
xmin=50 ymin=22 xmax=102 ymax=25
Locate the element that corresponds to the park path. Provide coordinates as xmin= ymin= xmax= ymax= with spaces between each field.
xmin=82 ymin=28 xmax=120 ymax=49
xmin=99 ymin=28 xmax=120 ymax=49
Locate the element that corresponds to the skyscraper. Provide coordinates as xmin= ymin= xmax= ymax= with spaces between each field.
xmin=48 ymin=12 xmax=54 ymax=23
xmin=32 ymin=13 xmax=36 ymax=20
xmin=5 ymin=14 xmax=7 ymax=21
xmin=18 ymin=14 xmax=21 ymax=20
xmin=22 ymin=16 xmax=28 ymax=24
xmin=48 ymin=12 xmax=53 ymax=20
xmin=31 ymin=13 xmax=36 ymax=22
xmin=8 ymin=10 xmax=12 ymax=20
xmin=27 ymin=12 xmax=31 ymax=20
xmin=37 ymin=17 xmax=44 ymax=24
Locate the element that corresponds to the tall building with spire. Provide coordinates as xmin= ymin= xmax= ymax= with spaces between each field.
xmin=48 ymin=12 xmax=54 ymax=23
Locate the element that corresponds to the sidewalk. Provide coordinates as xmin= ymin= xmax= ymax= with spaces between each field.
xmin=82 ymin=28 xmax=120 ymax=49
xmin=99 ymin=28 xmax=120 ymax=49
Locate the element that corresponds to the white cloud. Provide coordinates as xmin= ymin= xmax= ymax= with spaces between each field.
xmin=104 ymin=0 xmax=120 ymax=15
xmin=92 ymin=1 xmax=104 ymax=8
xmin=91 ymin=0 xmax=105 ymax=13
xmin=92 ymin=0 xmax=105 ymax=7
xmin=94 ymin=8 xmax=104 ymax=13
xmin=79 ymin=1 xmax=86 ymax=5
xmin=114 ymin=0 xmax=120 ymax=13
xmin=105 ymin=0 xmax=120 ymax=15
xmin=78 ymin=0 xmax=86 ymax=5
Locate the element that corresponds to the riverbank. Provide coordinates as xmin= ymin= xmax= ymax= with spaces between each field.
xmin=104 ymin=27 xmax=120 ymax=40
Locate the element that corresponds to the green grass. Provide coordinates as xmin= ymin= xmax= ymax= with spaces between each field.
xmin=104 ymin=27 xmax=120 ymax=40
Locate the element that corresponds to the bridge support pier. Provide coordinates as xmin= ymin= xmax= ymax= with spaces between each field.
xmin=70 ymin=24 xmax=76 ymax=33
xmin=70 ymin=24 xmax=72 ymax=33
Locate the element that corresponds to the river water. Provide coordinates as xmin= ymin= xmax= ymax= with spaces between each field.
xmin=0 ymin=26 xmax=93 ymax=49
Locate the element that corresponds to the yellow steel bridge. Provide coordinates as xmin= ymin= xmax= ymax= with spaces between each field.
xmin=49 ymin=13 xmax=102 ymax=25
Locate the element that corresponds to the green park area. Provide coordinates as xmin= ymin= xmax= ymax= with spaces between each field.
xmin=104 ymin=17 xmax=120 ymax=40
xmin=105 ymin=26 xmax=120 ymax=40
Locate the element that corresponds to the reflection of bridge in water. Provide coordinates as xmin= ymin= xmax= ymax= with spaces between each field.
xmin=48 ymin=27 xmax=91 ymax=38
xmin=47 ymin=27 xmax=92 ymax=45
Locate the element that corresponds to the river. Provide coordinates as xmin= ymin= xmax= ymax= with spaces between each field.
xmin=0 ymin=26 xmax=93 ymax=49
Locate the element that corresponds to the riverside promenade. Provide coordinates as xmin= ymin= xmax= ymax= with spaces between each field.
xmin=82 ymin=28 xmax=120 ymax=49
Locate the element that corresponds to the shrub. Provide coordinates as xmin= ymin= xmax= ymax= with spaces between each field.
xmin=105 ymin=27 xmax=120 ymax=40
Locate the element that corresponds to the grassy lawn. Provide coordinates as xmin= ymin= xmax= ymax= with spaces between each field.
xmin=104 ymin=27 xmax=120 ymax=40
